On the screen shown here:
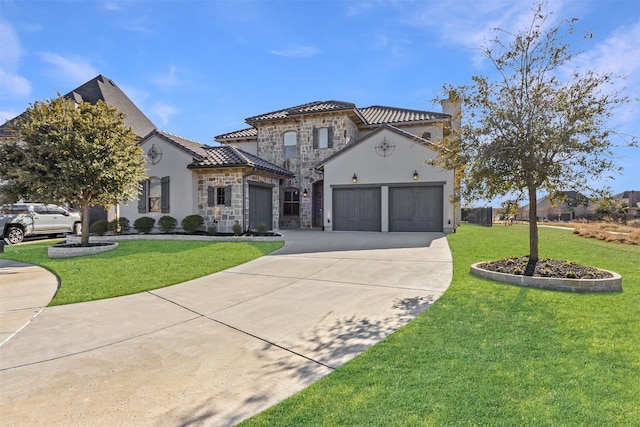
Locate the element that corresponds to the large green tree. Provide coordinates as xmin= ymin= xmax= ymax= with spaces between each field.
xmin=0 ymin=97 xmax=146 ymax=245
xmin=436 ymin=3 xmax=635 ymax=273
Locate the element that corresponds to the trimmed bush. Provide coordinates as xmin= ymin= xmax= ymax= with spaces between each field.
xmin=158 ymin=215 xmax=178 ymax=233
xmin=207 ymin=225 xmax=217 ymax=235
xmin=133 ymin=216 xmax=155 ymax=234
xmin=89 ymin=219 xmax=109 ymax=236
xmin=181 ymin=215 xmax=204 ymax=234
xmin=232 ymin=222 xmax=243 ymax=236
xmin=108 ymin=217 xmax=130 ymax=234
xmin=116 ymin=217 xmax=130 ymax=234
xmin=257 ymin=223 xmax=268 ymax=235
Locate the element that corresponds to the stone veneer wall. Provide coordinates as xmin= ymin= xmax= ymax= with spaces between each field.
xmin=256 ymin=113 xmax=359 ymax=229
xmin=195 ymin=168 xmax=281 ymax=232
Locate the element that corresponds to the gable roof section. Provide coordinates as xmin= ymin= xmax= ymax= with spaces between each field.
xmin=188 ymin=145 xmax=295 ymax=178
xmin=245 ymin=100 xmax=363 ymax=124
xmin=215 ymin=127 xmax=258 ymax=143
xmin=66 ymin=75 xmax=156 ymax=137
xmin=140 ymin=129 xmax=209 ymax=160
xmin=358 ymin=105 xmax=450 ymax=126
xmin=316 ymin=124 xmax=434 ymax=170
xmin=0 ymin=74 xmax=156 ymax=139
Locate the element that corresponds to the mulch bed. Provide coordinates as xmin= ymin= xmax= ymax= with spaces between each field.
xmin=478 ymin=256 xmax=613 ymax=279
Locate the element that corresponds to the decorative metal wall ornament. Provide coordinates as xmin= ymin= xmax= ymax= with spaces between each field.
xmin=375 ymin=137 xmax=395 ymax=157
xmin=147 ymin=144 xmax=162 ymax=164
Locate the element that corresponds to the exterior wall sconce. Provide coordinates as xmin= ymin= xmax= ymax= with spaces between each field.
xmin=302 ymin=189 xmax=309 ymax=198
xmin=352 ymin=173 xmax=358 ymax=183
xmin=413 ymin=170 xmax=419 ymax=180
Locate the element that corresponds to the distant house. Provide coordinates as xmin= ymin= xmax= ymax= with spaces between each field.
xmin=519 ymin=190 xmax=640 ymax=221
xmin=121 ymin=98 xmax=460 ymax=233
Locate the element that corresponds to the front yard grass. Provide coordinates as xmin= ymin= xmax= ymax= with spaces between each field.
xmin=241 ymin=224 xmax=640 ymax=426
xmin=0 ymin=240 xmax=283 ymax=306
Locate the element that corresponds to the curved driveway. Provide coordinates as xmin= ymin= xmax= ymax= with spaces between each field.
xmin=0 ymin=230 xmax=452 ymax=426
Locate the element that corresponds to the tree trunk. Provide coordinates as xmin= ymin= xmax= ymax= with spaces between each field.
xmin=526 ymin=185 xmax=539 ymax=276
xmin=81 ymin=203 xmax=91 ymax=246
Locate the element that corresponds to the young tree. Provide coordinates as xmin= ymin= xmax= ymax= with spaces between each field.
xmin=436 ymin=3 xmax=635 ymax=273
xmin=0 ymin=97 xmax=146 ymax=245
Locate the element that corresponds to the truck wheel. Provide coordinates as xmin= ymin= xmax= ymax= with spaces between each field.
xmin=73 ymin=223 xmax=82 ymax=235
xmin=6 ymin=226 xmax=24 ymax=244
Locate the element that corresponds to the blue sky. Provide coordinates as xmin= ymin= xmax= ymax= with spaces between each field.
xmin=1 ymin=0 xmax=638 ymax=202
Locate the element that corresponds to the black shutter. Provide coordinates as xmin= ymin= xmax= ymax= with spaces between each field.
xmin=312 ymin=127 xmax=318 ymax=149
xmin=161 ymin=176 xmax=170 ymax=213
xmin=224 ymin=185 xmax=232 ymax=206
xmin=207 ymin=187 xmax=215 ymax=206
xmin=138 ymin=180 xmax=148 ymax=213
xmin=327 ymin=126 xmax=333 ymax=148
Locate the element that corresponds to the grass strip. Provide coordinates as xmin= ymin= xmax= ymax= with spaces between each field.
xmin=241 ymin=224 xmax=640 ymax=426
xmin=0 ymin=239 xmax=283 ymax=305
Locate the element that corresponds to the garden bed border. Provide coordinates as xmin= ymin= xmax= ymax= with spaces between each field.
xmin=66 ymin=233 xmax=284 ymax=244
xmin=470 ymin=262 xmax=622 ymax=293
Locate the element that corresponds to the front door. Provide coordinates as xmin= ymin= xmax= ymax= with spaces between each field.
xmin=312 ymin=180 xmax=323 ymax=228
xmin=248 ymin=183 xmax=273 ymax=230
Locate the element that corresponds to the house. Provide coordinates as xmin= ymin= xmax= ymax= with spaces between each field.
xmin=0 ymin=75 xmax=156 ymax=139
xmin=1 ymin=75 xmax=157 ymax=223
xmin=121 ymin=98 xmax=459 ymax=233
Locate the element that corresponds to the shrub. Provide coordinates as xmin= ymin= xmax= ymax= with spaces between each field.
xmin=232 ymin=222 xmax=243 ymax=236
xmin=134 ymin=216 xmax=155 ymax=234
xmin=181 ymin=215 xmax=204 ymax=234
xmin=108 ymin=217 xmax=130 ymax=234
xmin=207 ymin=225 xmax=217 ymax=235
xmin=89 ymin=219 xmax=109 ymax=236
xmin=158 ymin=215 xmax=178 ymax=233
xmin=257 ymin=223 xmax=268 ymax=235
xmin=116 ymin=217 xmax=130 ymax=234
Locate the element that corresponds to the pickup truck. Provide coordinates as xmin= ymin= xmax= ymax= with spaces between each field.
xmin=1 ymin=203 xmax=82 ymax=244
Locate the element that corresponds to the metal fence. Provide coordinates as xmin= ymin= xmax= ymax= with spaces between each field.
xmin=461 ymin=207 xmax=493 ymax=227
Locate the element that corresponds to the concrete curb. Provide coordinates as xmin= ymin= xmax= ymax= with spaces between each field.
xmin=470 ymin=262 xmax=622 ymax=293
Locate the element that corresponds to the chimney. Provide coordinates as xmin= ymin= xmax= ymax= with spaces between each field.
xmin=441 ymin=90 xmax=461 ymax=133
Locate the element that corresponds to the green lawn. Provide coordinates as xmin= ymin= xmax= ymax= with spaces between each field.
xmin=241 ymin=225 xmax=640 ymax=426
xmin=0 ymin=239 xmax=283 ymax=305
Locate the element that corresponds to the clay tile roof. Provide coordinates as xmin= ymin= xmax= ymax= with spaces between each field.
xmin=141 ymin=130 xmax=209 ymax=159
xmin=359 ymin=105 xmax=450 ymax=125
xmin=188 ymin=145 xmax=294 ymax=177
xmin=215 ymin=127 xmax=258 ymax=141
xmin=245 ymin=100 xmax=357 ymax=124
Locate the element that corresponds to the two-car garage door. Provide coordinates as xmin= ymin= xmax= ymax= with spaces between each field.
xmin=333 ymin=186 xmax=443 ymax=232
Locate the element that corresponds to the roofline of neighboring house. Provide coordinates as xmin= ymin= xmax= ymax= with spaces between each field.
xmin=315 ymin=124 xmax=434 ymax=171
xmin=139 ymin=129 xmax=208 ymax=160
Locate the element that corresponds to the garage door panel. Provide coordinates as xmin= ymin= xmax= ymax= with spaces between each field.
xmin=389 ymin=186 xmax=442 ymax=232
xmin=333 ymin=188 xmax=381 ymax=232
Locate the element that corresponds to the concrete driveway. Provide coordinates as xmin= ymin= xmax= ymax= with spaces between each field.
xmin=0 ymin=230 xmax=452 ymax=426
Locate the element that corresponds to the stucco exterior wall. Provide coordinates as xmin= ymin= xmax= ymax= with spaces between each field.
xmin=118 ymin=134 xmax=198 ymax=231
xmin=322 ymin=128 xmax=455 ymax=233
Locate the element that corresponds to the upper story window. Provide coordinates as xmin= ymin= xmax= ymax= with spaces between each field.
xmin=284 ymin=131 xmax=297 ymax=158
xmin=313 ymin=126 xmax=333 ymax=149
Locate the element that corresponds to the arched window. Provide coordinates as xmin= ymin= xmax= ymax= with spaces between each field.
xmin=283 ymin=188 xmax=300 ymax=216
xmin=284 ymin=131 xmax=297 ymax=158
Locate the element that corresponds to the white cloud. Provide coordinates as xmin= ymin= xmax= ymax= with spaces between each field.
xmin=151 ymin=65 xmax=183 ymax=89
xmin=409 ymin=0 xmax=569 ymax=68
xmin=38 ymin=52 xmax=98 ymax=85
xmin=269 ymin=45 xmax=320 ymax=58
xmin=150 ymin=103 xmax=179 ymax=126
xmin=0 ymin=21 xmax=31 ymax=99
xmin=1 ymin=109 xmax=20 ymax=123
